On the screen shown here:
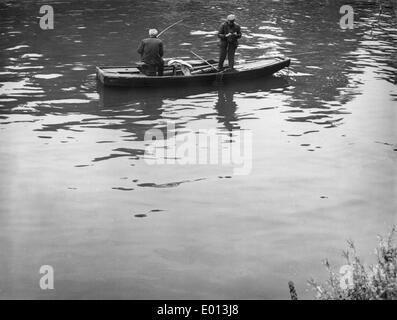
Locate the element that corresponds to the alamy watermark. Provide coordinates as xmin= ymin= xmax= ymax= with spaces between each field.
xmin=339 ymin=264 xmax=354 ymax=289
xmin=39 ymin=5 xmax=54 ymax=30
xmin=39 ymin=265 xmax=54 ymax=290
xmin=340 ymin=5 xmax=354 ymax=29
xmin=144 ymin=122 xmax=252 ymax=175
xmin=37 ymin=4 xmax=355 ymax=31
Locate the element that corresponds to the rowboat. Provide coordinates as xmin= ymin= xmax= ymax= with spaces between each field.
xmin=96 ymin=58 xmax=291 ymax=88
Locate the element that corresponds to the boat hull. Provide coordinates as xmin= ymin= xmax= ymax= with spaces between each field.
xmin=96 ymin=59 xmax=291 ymax=88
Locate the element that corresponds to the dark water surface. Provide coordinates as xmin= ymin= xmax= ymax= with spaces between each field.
xmin=0 ymin=0 xmax=396 ymax=299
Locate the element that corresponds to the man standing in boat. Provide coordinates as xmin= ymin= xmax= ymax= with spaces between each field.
xmin=217 ymin=14 xmax=242 ymax=71
xmin=137 ymin=28 xmax=164 ymax=76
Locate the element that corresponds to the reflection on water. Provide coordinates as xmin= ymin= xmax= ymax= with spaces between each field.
xmin=0 ymin=0 xmax=396 ymax=299
xmin=215 ymin=89 xmax=239 ymax=131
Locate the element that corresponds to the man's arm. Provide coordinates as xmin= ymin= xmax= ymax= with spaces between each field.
xmin=137 ymin=41 xmax=144 ymax=56
xmin=217 ymin=24 xmax=226 ymax=40
xmin=235 ymin=25 xmax=242 ymax=39
xmin=159 ymin=41 xmax=164 ymax=57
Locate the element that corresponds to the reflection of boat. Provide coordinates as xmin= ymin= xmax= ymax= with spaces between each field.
xmin=96 ymin=59 xmax=291 ymax=88
xmin=94 ymin=75 xmax=290 ymax=139
xmin=97 ymin=75 xmax=290 ymax=110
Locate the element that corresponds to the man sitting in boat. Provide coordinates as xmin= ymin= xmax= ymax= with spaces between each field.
xmin=137 ymin=29 xmax=164 ymax=76
xmin=217 ymin=14 xmax=242 ymax=71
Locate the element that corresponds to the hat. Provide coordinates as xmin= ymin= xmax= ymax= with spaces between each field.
xmin=227 ymin=14 xmax=236 ymax=21
xmin=149 ymin=29 xmax=158 ymax=37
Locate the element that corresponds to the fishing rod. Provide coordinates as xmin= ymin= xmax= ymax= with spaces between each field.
xmin=263 ymin=51 xmax=320 ymax=58
xmin=157 ymin=19 xmax=184 ymax=38
xmin=239 ymin=51 xmax=321 ymax=63
xmin=126 ymin=19 xmax=184 ymax=37
xmin=287 ymin=51 xmax=320 ymax=57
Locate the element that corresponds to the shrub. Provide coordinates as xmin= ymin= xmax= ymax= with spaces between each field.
xmin=307 ymin=226 xmax=397 ymax=300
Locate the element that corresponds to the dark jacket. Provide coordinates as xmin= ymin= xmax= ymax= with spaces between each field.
xmin=137 ymin=37 xmax=164 ymax=65
xmin=218 ymin=21 xmax=242 ymax=46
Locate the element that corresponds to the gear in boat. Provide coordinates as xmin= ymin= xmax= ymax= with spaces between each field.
xmin=136 ymin=59 xmax=221 ymax=77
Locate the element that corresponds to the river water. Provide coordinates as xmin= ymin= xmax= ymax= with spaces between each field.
xmin=0 ymin=0 xmax=396 ymax=299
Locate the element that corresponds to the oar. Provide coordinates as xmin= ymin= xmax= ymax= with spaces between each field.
xmin=190 ymin=50 xmax=218 ymax=72
xmin=157 ymin=19 xmax=184 ymax=38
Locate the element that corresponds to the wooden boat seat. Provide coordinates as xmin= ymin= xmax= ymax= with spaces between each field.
xmin=105 ymin=68 xmax=141 ymax=73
